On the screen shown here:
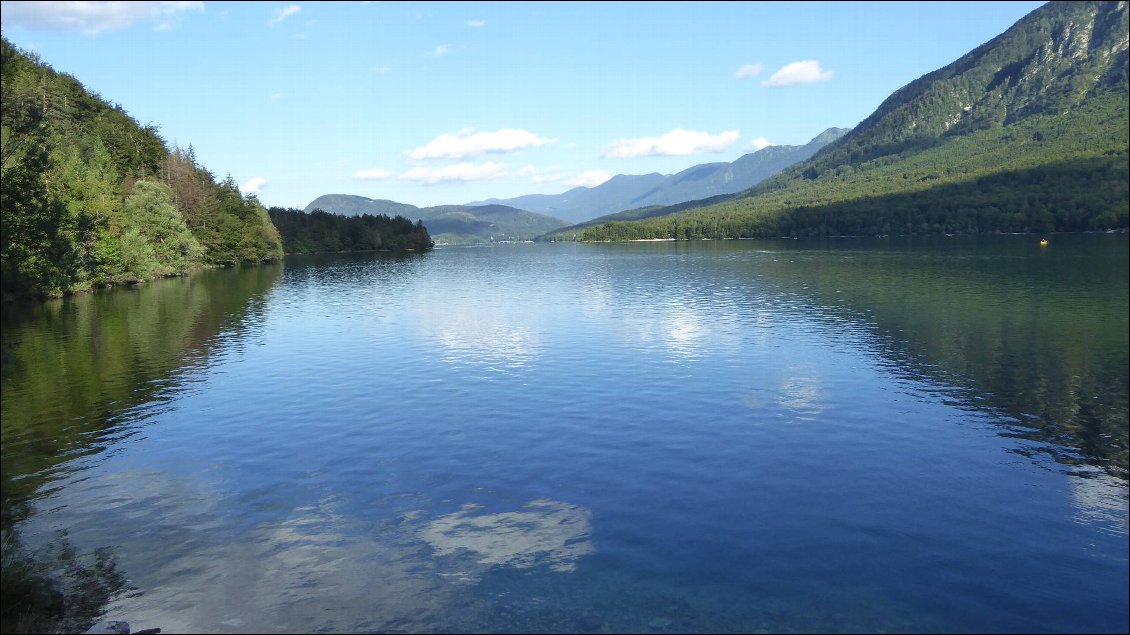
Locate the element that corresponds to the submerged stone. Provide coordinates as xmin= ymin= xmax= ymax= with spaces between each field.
xmin=85 ymin=621 xmax=130 ymax=634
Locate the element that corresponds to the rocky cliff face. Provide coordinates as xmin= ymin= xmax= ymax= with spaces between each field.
xmin=810 ymin=1 xmax=1128 ymax=169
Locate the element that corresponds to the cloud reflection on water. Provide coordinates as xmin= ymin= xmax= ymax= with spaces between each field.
xmin=422 ymin=499 xmax=595 ymax=575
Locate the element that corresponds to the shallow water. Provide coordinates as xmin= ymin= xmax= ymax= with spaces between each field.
xmin=2 ymin=235 xmax=1127 ymax=633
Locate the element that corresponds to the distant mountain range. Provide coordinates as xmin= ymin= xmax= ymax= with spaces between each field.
xmin=469 ymin=128 xmax=849 ymax=224
xmin=304 ymin=127 xmax=847 ymax=244
xmin=567 ymin=0 xmax=1128 ymax=242
xmin=303 ymin=196 xmax=567 ymax=245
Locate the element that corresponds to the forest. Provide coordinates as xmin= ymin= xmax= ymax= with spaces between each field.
xmin=1 ymin=38 xmax=431 ymax=303
xmin=1 ymin=37 xmax=284 ymax=300
xmin=268 ymin=207 xmax=433 ymax=254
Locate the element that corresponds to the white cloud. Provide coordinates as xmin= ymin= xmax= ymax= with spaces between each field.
xmin=240 ymin=176 xmax=268 ymax=194
xmin=568 ymin=170 xmax=612 ymax=187
xmin=292 ymin=32 xmax=307 ymax=39
xmin=762 ymin=60 xmax=833 ymax=87
xmin=408 ymin=128 xmax=558 ymax=160
xmin=735 ymin=63 xmax=764 ymax=79
xmin=601 ymin=129 xmax=741 ymax=158
xmin=269 ymin=4 xmax=302 ymax=26
xmin=402 ymin=162 xmax=508 ymax=184
xmin=429 ymin=44 xmax=454 ymax=57
xmin=747 ymin=137 xmax=773 ymax=151
xmin=371 ymin=64 xmax=391 ymax=74
xmin=353 ymin=168 xmax=396 ymax=180
xmin=0 ymin=1 xmax=203 ymax=35
xmin=466 ymin=19 xmax=486 ymax=27
xmin=269 ymin=92 xmax=283 ymax=101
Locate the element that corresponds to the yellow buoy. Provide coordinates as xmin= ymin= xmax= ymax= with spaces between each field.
xmin=1039 ymin=239 xmax=1049 ymax=247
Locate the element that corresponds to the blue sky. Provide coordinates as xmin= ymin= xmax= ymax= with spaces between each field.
xmin=1 ymin=1 xmax=1046 ymax=209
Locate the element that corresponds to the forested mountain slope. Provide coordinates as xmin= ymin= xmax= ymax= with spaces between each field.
xmin=1 ymin=37 xmax=283 ymax=299
xmin=577 ymin=1 xmax=1129 ymax=241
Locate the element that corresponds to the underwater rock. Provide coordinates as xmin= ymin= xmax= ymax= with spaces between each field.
xmin=85 ymin=621 xmax=130 ymax=634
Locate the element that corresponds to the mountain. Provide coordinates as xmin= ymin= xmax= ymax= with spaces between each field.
xmin=575 ymin=1 xmax=1128 ymax=242
xmin=303 ymin=194 xmax=418 ymax=217
xmin=304 ymin=196 xmax=567 ymax=245
xmin=810 ymin=1 xmax=1128 ymax=172
xmin=627 ymin=128 xmax=851 ymax=208
xmin=471 ymin=128 xmax=849 ymax=224
xmin=468 ymin=173 xmax=667 ymax=225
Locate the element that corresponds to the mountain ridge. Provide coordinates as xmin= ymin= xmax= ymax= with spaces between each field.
xmin=469 ymin=127 xmax=849 ymax=224
xmin=303 ymin=196 xmax=567 ymax=245
xmin=572 ymin=0 xmax=1128 ymax=241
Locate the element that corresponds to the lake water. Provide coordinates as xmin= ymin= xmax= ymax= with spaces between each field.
xmin=2 ymin=235 xmax=1127 ymax=633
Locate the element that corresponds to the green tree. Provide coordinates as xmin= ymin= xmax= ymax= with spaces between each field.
xmin=0 ymin=104 xmax=80 ymax=298
xmin=118 ymin=180 xmax=205 ymax=278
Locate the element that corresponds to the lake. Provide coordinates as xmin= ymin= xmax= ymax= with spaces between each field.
xmin=2 ymin=235 xmax=1127 ymax=633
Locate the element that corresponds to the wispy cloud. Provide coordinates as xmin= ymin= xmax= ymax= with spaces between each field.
xmin=352 ymin=162 xmax=602 ymax=187
xmin=511 ymin=165 xmax=566 ymax=185
xmin=408 ymin=128 xmax=558 ymax=160
xmin=762 ymin=60 xmax=833 ymax=87
xmin=503 ymin=165 xmax=611 ymax=188
xmin=403 ymin=162 xmax=509 ymax=184
xmin=269 ymin=92 xmax=284 ymax=101
xmin=735 ymin=63 xmax=764 ymax=79
xmin=466 ymin=19 xmax=486 ymax=28
xmin=371 ymin=64 xmax=391 ymax=74
xmin=353 ymin=168 xmax=396 ymax=180
xmin=429 ymin=44 xmax=454 ymax=57
xmin=601 ymin=129 xmax=741 ymax=158
xmin=0 ymin=1 xmax=203 ymax=35
xmin=269 ymin=4 xmax=302 ymax=26
xmin=353 ymin=162 xmax=509 ymax=185
xmin=747 ymin=137 xmax=773 ymax=151
xmin=241 ymin=176 xmax=268 ymax=194
xmin=567 ymin=170 xmax=613 ymax=187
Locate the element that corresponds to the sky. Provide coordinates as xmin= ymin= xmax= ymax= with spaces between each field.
xmin=1 ymin=1 xmax=1047 ymax=210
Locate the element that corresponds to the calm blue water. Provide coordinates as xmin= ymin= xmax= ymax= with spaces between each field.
xmin=3 ymin=236 xmax=1127 ymax=633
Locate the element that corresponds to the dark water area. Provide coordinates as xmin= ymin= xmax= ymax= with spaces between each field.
xmin=2 ymin=235 xmax=1126 ymax=633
